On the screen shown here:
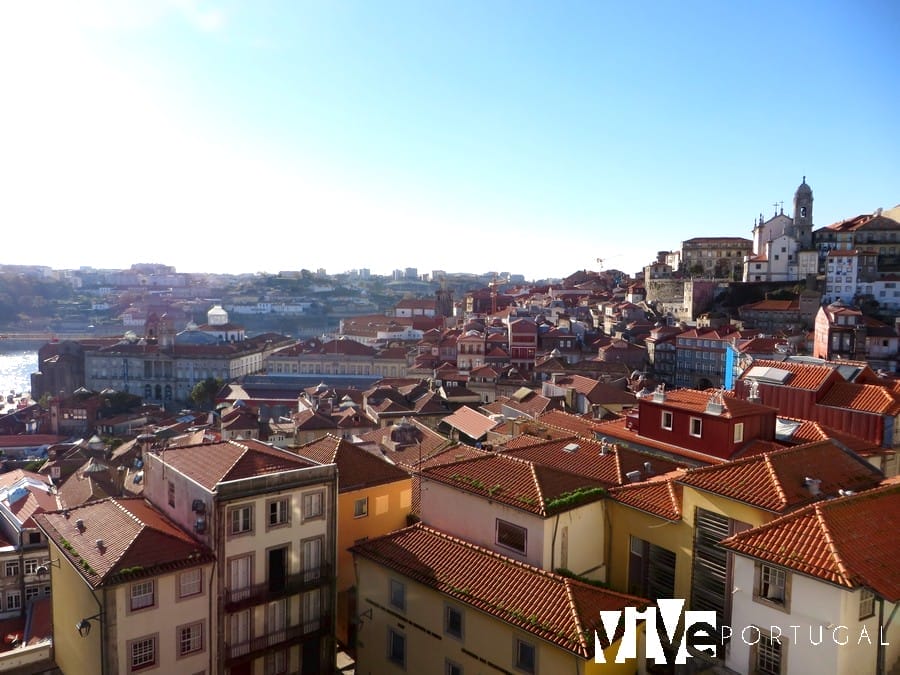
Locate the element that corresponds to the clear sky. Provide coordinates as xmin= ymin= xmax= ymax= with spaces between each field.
xmin=1 ymin=1 xmax=898 ymax=281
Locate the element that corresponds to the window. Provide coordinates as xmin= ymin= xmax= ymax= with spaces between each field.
xmin=445 ymin=604 xmax=463 ymax=639
xmin=860 ymin=588 xmax=876 ymax=620
xmin=689 ymin=417 xmax=703 ymax=438
xmin=755 ymin=563 xmax=788 ymax=608
xmin=733 ymin=423 xmax=744 ymax=444
xmin=661 ymin=410 xmax=673 ymax=431
xmin=130 ymin=580 xmax=155 ymax=611
xmin=389 ymin=579 xmax=406 ymax=611
xmin=5 ymin=561 xmax=19 ymax=577
xmin=28 ymin=532 xmax=41 ymax=545
xmin=6 ymin=591 xmax=20 ymax=611
xmin=353 ymin=497 xmax=368 ymax=518
xmin=179 ymin=568 xmax=203 ymax=598
xmin=446 ymin=659 xmax=463 ymax=675
xmin=515 ymin=638 xmax=536 ymax=673
xmin=268 ymin=498 xmax=290 ymax=528
xmin=25 ymin=586 xmax=40 ymax=601
xmin=265 ymin=650 xmax=288 ymax=674
xmin=229 ymin=504 xmax=253 ymax=535
xmin=178 ymin=621 xmax=203 ymax=656
xmin=129 ymin=635 xmax=157 ymax=672
xmin=302 ymin=490 xmax=324 ymax=520
xmin=24 ymin=559 xmax=38 ymax=575
xmin=168 ymin=481 xmax=175 ymax=508
xmin=753 ymin=630 xmax=783 ymax=675
xmin=388 ymin=628 xmax=406 ymax=668
xmin=496 ymin=519 xmax=527 ymax=555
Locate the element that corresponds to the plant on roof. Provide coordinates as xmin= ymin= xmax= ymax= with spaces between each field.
xmin=545 ymin=486 xmax=607 ymax=511
xmin=555 ymin=568 xmax=610 ymax=589
xmin=449 ymin=473 xmax=486 ymax=490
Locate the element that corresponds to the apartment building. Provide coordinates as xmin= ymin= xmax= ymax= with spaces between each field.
xmin=141 ymin=439 xmax=338 ymax=674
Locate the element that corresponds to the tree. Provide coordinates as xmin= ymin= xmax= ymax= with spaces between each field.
xmin=190 ymin=377 xmax=224 ymax=410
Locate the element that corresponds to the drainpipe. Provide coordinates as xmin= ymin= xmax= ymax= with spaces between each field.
xmin=551 ymin=514 xmax=560 ymax=571
xmin=877 ymin=596 xmax=898 ymax=675
xmin=90 ymin=588 xmax=107 ymax=675
xmin=208 ymin=559 xmax=216 ymax=675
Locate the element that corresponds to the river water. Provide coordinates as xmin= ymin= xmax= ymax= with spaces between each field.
xmin=0 ymin=348 xmax=38 ymax=400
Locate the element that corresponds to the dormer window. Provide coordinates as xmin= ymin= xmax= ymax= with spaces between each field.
xmin=661 ymin=410 xmax=673 ymax=431
xmin=689 ymin=417 xmax=703 ymax=438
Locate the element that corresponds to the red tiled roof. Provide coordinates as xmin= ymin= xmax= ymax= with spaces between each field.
xmin=721 ymin=483 xmax=900 ymax=600
xmin=295 ymin=435 xmax=409 ymax=491
xmin=154 ymin=440 xmax=314 ymax=491
xmin=646 ymin=388 xmax=777 ymax=419
xmin=776 ymin=417 xmax=883 ymax=456
xmin=441 ymin=406 xmax=498 ymax=440
xmin=740 ymin=359 xmax=838 ymax=391
xmin=535 ymin=409 xmax=609 ymax=437
xmin=0 ymin=470 xmax=59 ymax=528
xmin=35 ymin=497 xmax=214 ymax=588
xmin=609 ymin=471 xmax=685 ymax=521
xmin=351 ymin=524 xmax=649 ymax=656
xmin=500 ymin=436 xmax=686 ymax=486
xmin=818 ymin=381 xmax=900 ymax=416
xmin=678 ymin=440 xmax=883 ymax=513
xmin=355 ymin=418 xmax=452 ymax=470
xmin=422 ymin=453 xmax=607 ymax=516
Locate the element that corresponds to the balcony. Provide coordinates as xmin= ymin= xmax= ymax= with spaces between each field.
xmin=225 ymin=615 xmax=331 ymax=667
xmin=225 ymin=564 xmax=333 ymax=613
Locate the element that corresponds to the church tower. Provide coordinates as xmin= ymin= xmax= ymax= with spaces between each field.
xmin=792 ymin=176 xmax=813 ymax=249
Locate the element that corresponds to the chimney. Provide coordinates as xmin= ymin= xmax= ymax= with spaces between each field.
xmin=804 ymin=477 xmax=822 ymax=496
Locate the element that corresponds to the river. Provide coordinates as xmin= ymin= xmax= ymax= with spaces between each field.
xmin=0 ymin=347 xmax=38 ymax=401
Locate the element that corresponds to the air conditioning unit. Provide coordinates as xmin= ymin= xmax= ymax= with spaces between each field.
xmin=191 ymin=499 xmax=206 ymax=513
xmin=194 ymin=517 xmax=207 ymax=534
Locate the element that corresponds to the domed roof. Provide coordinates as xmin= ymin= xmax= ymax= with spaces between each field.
xmin=795 ymin=176 xmax=812 ymax=196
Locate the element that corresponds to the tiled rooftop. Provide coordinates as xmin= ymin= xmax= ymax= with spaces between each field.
xmin=644 ymin=388 xmax=777 ymax=419
xmin=740 ymin=358 xmax=838 ymax=391
xmin=35 ymin=497 xmax=214 ymax=588
xmin=422 ymin=453 xmax=607 ymax=516
xmin=294 ymin=435 xmax=409 ymax=491
xmin=500 ymin=436 xmax=687 ymax=486
xmin=441 ymin=405 xmax=498 ymax=440
xmin=721 ymin=482 xmax=900 ymax=600
xmin=351 ymin=523 xmax=649 ymax=656
xmin=818 ymin=381 xmax=900 ymax=416
xmin=154 ymin=439 xmax=315 ymax=491
xmin=609 ymin=471 xmax=685 ymax=521
xmin=677 ymin=440 xmax=883 ymax=513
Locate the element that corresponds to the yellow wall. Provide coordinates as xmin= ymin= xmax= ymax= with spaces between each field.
xmin=607 ymin=500 xmax=694 ymax=602
xmin=336 ymin=478 xmax=411 ymax=646
xmin=354 ymin=556 xmax=615 ymax=675
xmin=48 ymin=541 xmax=103 ymax=675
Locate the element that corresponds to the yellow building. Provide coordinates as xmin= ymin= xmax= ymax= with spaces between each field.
xmin=295 ymin=435 xmax=412 ymax=649
xmin=352 ymin=523 xmax=648 ymax=675
xmin=35 ymin=497 xmax=215 ymax=675
xmin=606 ymin=440 xmax=884 ymax=636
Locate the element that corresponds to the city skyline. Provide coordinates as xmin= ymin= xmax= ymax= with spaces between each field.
xmin=1 ymin=1 xmax=898 ymax=280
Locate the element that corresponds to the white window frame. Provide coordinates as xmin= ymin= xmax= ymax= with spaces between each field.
xmin=267 ymin=497 xmax=290 ymax=528
xmin=733 ymin=422 xmax=744 ymax=443
xmin=5 ymin=561 xmax=19 ymax=577
xmin=689 ymin=416 xmax=703 ymax=438
xmin=130 ymin=579 xmax=155 ymax=611
xmin=859 ymin=588 xmax=876 ymax=620
xmin=302 ymin=490 xmax=324 ymax=521
xmin=179 ymin=568 xmax=203 ymax=599
xmin=229 ymin=504 xmax=254 ymax=536
xmin=496 ymin=519 xmax=527 ymax=555
xmin=129 ymin=634 xmax=157 ymax=672
xmin=24 ymin=559 xmax=38 ymax=575
xmin=354 ymin=497 xmax=368 ymax=518
xmin=6 ymin=590 xmax=21 ymax=611
xmin=661 ymin=410 xmax=673 ymax=431
xmin=178 ymin=621 xmax=204 ymax=657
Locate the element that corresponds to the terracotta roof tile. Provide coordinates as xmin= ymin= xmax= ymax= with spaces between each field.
xmin=678 ymin=440 xmax=882 ymax=512
xmin=645 ymin=388 xmax=777 ymax=419
xmin=741 ymin=359 xmax=838 ymax=391
xmin=721 ymin=483 xmax=900 ymax=600
xmin=295 ymin=435 xmax=409 ymax=491
xmin=351 ymin=524 xmax=649 ymax=656
xmin=609 ymin=471 xmax=685 ymax=520
xmin=818 ymin=381 xmax=900 ymax=416
xmin=441 ymin=406 xmax=498 ymax=440
xmin=422 ymin=453 xmax=607 ymax=516
xmin=155 ymin=440 xmax=314 ymax=490
xmin=500 ymin=436 xmax=686 ymax=486
xmin=35 ymin=497 xmax=214 ymax=588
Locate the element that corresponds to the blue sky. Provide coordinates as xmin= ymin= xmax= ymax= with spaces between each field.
xmin=1 ymin=1 xmax=898 ymax=281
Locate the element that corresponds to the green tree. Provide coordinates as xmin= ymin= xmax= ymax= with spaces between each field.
xmin=190 ymin=377 xmax=224 ymax=410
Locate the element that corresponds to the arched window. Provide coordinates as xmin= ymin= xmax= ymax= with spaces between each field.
xmin=144 ymin=385 xmax=152 ymax=399
xmin=155 ymin=385 xmax=162 ymax=400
